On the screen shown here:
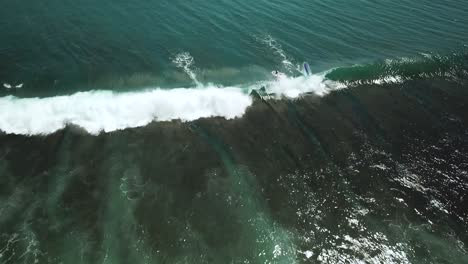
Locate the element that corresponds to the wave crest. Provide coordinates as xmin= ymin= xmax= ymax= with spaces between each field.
xmin=0 ymin=87 xmax=252 ymax=135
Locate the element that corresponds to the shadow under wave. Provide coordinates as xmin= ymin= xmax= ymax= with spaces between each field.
xmin=1 ymin=76 xmax=468 ymax=263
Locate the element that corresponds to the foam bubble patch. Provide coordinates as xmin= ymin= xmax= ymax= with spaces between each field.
xmin=0 ymin=87 xmax=252 ymax=135
xmin=266 ymin=73 xmax=345 ymax=98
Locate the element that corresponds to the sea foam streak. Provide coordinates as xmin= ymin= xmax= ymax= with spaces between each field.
xmin=258 ymin=35 xmax=300 ymax=75
xmin=172 ymin=52 xmax=201 ymax=86
xmin=0 ymin=87 xmax=252 ymax=135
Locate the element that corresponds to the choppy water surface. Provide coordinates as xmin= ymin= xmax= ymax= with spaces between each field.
xmin=1 ymin=0 xmax=468 ymax=263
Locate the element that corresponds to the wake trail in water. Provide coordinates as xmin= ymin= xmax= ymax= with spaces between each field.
xmin=258 ymin=35 xmax=303 ymax=75
xmin=172 ymin=52 xmax=201 ymax=86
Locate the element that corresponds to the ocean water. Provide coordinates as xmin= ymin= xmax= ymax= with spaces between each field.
xmin=1 ymin=0 xmax=468 ymax=263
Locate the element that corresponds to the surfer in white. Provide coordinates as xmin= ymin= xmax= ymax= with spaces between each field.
xmin=272 ymin=70 xmax=286 ymax=79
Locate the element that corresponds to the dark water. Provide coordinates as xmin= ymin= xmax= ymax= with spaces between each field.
xmin=2 ymin=77 xmax=468 ymax=263
xmin=1 ymin=0 xmax=468 ymax=263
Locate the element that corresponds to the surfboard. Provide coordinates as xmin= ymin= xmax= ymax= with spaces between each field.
xmin=303 ymin=62 xmax=311 ymax=76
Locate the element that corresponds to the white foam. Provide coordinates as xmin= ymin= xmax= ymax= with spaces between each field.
xmin=172 ymin=52 xmax=200 ymax=86
xmin=265 ymin=73 xmax=344 ymax=98
xmin=372 ymin=75 xmax=403 ymax=85
xmin=0 ymin=86 xmax=252 ymax=135
xmin=0 ymin=69 xmax=344 ymax=136
xmin=304 ymin=250 xmax=313 ymax=259
xmin=370 ymin=164 xmax=389 ymax=171
xmin=298 ymin=250 xmax=313 ymax=259
xmin=318 ymin=233 xmax=410 ymax=264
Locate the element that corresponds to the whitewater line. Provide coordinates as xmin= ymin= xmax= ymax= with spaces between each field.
xmin=0 ymin=72 xmax=343 ymax=136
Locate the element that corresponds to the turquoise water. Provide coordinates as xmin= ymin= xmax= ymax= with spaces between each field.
xmin=1 ymin=1 xmax=468 ymax=263
xmin=1 ymin=0 xmax=467 ymax=95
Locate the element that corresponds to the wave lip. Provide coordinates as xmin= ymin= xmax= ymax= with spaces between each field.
xmin=325 ymin=52 xmax=468 ymax=84
xmin=0 ymin=86 xmax=253 ymax=135
xmin=267 ymin=72 xmax=343 ymax=97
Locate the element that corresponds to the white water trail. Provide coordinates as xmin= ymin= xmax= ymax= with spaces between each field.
xmin=172 ymin=52 xmax=201 ymax=86
xmin=259 ymin=35 xmax=302 ymax=75
xmin=0 ymin=87 xmax=252 ymax=135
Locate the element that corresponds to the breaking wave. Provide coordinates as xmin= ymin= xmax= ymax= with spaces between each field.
xmin=2 ymin=50 xmax=466 ymax=136
xmin=0 ymin=87 xmax=252 ymax=135
xmin=0 ymin=73 xmax=341 ymax=135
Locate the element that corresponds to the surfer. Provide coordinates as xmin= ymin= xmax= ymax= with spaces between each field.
xmin=272 ymin=70 xmax=284 ymax=79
